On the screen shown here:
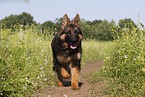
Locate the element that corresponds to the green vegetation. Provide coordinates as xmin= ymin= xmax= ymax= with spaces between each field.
xmin=118 ymin=18 xmax=137 ymax=29
xmin=82 ymin=40 xmax=112 ymax=64
xmin=104 ymin=26 xmax=145 ymax=96
xmin=81 ymin=19 xmax=116 ymax=40
xmin=0 ymin=26 xmax=56 ymax=96
xmin=0 ymin=25 xmax=111 ymax=96
xmin=0 ymin=12 xmax=36 ymax=31
xmin=1 ymin=12 xmax=145 ymax=96
xmin=87 ymin=26 xmax=145 ymax=96
xmin=0 ymin=12 xmax=138 ymax=41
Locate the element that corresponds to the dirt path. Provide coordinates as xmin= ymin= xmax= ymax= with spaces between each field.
xmin=37 ymin=60 xmax=105 ymax=97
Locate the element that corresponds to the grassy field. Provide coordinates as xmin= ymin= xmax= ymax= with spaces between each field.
xmin=82 ymin=40 xmax=112 ymax=64
xmin=0 ymin=26 xmax=112 ymax=96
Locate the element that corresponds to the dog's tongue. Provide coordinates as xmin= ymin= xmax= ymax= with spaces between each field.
xmin=70 ymin=46 xmax=77 ymax=49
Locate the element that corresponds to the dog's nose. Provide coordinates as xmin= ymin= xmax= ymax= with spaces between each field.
xmin=72 ymin=38 xmax=77 ymax=42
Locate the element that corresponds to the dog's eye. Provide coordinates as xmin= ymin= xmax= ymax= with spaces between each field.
xmin=67 ymin=31 xmax=71 ymax=35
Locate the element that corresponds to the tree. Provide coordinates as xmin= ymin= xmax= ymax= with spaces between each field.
xmin=96 ymin=20 xmax=115 ymax=41
xmin=41 ymin=21 xmax=55 ymax=29
xmin=0 ymin=14 xmax=18 ymax=28
xmin=86 ymin=21 xmax=93 ymax=25
xmin=86 ymin=19 xmax=102 ymax=25
xmin=55 ymin=17 xmax=63 ymax=31
xmin=0 ymin=12 xmax=36 ymax=30
xmin=81 ymin=21 xmax=96 ymax=39
xmin=82 ymin=19 xmax=115 ymax=41
xmin=17 ymin=12 xmax=35 ymax=26
xmin=118 ymin=18 xmax=137 ymax=29
xmin=92 ymin=19 xmax=102 ymax=25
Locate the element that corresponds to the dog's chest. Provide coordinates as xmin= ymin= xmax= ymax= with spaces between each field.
xmin=57 ymin=50 xmax=81 ymax=64
xmin=57 ymin=55 xmax=70 ymax=64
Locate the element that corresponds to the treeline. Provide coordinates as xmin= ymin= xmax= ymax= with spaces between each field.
xmin=0 ymin=12 xmax=138 ymax=41
xmin=0 ymin=12 xmax=37 ymax=30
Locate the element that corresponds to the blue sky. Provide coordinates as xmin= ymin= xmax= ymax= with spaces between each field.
xmin=0 ymin=0 xmax=145 ymax=25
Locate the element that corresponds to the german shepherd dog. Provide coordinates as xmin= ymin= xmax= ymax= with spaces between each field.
xmin=51 ymin=14 xmax=83 ymax=89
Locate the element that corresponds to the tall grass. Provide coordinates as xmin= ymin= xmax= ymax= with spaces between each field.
xmin=87 ymin=26 xmax=145 ymax=96
xmin=0 ymin=26 xmax=57 ymax=96
xmin=82 ymin=40 xmax=112 ymax=64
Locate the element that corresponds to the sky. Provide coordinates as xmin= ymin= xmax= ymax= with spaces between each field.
xmin=0 ymin=0 xmax=145 ymax=25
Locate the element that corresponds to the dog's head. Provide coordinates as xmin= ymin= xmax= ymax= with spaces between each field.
xmin=58 ymin=14 xmax=83 ymax=49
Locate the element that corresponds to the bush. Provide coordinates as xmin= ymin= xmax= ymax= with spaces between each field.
xmin=81 ymin=20 xmax=115 ymax=41
xmin=0 ymin=27 xmax=56 ymax=96
xmin=118 ymin=18 xmax=137 ymax=29
xmin=102 ymin=26 xmax=145 ymax=96
xmin=0 ymin=12 xmax=36 ymax=31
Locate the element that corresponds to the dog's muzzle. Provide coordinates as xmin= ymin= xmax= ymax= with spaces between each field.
xmin=69 ymin=38 xmax=77 ymax=49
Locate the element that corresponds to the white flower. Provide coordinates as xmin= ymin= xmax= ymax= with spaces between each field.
xmin=125 ymin=55 xmax=128 ymax=58
xmin=64 ymin=94 xmax=67 ymax=97
xmin=37 ymin=76 xmax=40 ymax=79
xmin=106 ymin=57 xmax=110 ymax=59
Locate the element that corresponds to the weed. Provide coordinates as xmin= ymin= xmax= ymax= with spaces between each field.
xmin=102 ymin=26 xmax=144 ymax=96
xmin=0 ymin=26 xmax=56 ymax=96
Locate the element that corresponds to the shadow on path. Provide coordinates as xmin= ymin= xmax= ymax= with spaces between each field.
xmin=63 ymin=79 xmax=83 ymax=87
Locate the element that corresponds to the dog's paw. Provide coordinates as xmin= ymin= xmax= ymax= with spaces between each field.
xmin=71 ymin=83 xmax=80 ymax=90
xmin=58 ymin=80 xmax=64 ymax=86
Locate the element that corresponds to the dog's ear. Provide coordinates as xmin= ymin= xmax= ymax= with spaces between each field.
xmin=62 ymin=14 xmax=70 ymax=28
xmin=58 ymin=14 xmax=70 ymax=36
xmin=72 ymin=14 xmax=80 ymax=26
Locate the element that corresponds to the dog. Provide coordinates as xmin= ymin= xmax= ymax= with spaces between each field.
xmin=51 ymin=14 xmax=83 ymax=89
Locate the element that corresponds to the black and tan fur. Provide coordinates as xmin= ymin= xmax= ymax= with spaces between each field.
xmin=51 ymin=14 xmax=83 ymax=89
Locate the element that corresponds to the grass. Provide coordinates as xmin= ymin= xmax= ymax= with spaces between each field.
xmin=0 ymin=27 xmax=57 ymax=96
xmin=82 ymin=40 xmax=112 ymax=64
xmin=86 ymin=26 xmax=145 ymax=96
xmin=0 ymin=25 xmax=111 ymax=96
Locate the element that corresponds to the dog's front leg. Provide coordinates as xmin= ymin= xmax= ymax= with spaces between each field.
xmin=71 ymin=66 xmax=80 ymax=89
xmin=71 ymin=61 xmax=80 ymax=89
